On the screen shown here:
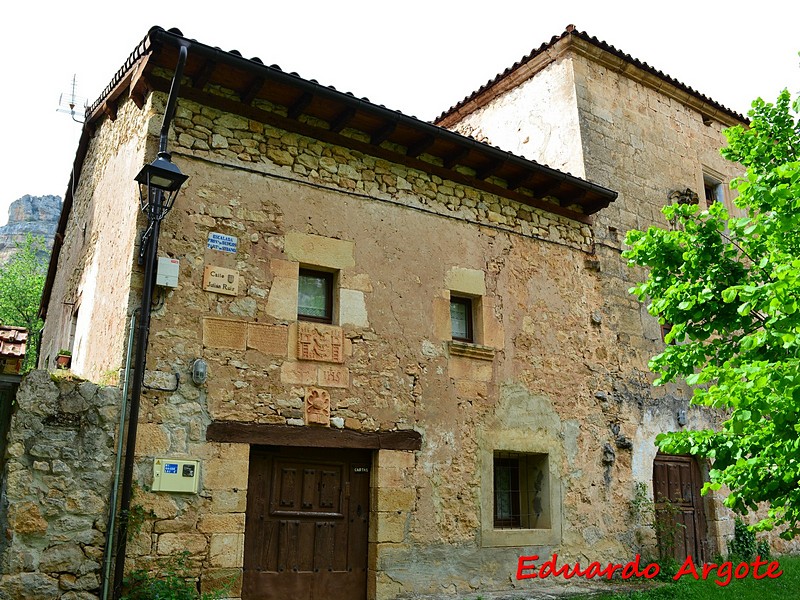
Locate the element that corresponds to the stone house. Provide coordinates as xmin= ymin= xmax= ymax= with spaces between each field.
xmin=27 ymin=24 xmax=754 ymax=599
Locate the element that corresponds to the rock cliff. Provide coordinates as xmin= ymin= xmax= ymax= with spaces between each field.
xmin=0 ymin=195 xmax=62 ymax=263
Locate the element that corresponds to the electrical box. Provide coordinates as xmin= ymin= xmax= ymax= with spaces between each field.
xmin=152 ymin=458 xmax=200 ymax=493
xmin=156 ymin=257 xmax=180 ymax=288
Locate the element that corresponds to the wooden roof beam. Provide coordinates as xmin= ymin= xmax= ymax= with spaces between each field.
xmin=524 ymin=179 xmax=562 ymax=200
xmin=193 ymin=59 xmax=217 ymax=89
xmin=505 ymin=172 xmax=531 ymax=191
xmin=329 ymin=107 xmax=356 ymax=133
xmin=406 ymin=134 xmax=435 ymax=158
xmin=370 ymin=121 xmax=396 ymax=146
xmin=476 ymin=159 xmax=504 ymax=180
xmin=129 ymin=55 xmax=153 ymax=109
xmin=287 ymin=92 xmax=313 ymax=120
xmin=102 ymin=101 xmax=118 ymax=121
xmin=240 ymin=76 xmax=265 ymax=105
xmin=443 ymin=147 xmax=470 ymax=169
xmin=558 ymin=189 xmax=588 ymax=207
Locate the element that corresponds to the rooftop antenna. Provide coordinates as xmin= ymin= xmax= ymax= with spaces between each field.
xmin=56 ymin=74 xmax=87 ymax=123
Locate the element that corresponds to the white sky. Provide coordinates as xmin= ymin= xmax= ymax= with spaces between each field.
xmin=1 ymin=0 xmax=798 ymax=226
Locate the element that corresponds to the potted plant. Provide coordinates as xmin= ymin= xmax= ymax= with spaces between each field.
xmin=55 ymin=349 xmax=72 ymax=369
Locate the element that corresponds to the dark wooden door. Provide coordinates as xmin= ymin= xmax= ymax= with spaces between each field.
xmin=652 ymin=453 xmax=707 ymax=563
xmin=243 ymin=446 xmax=371 ymax=600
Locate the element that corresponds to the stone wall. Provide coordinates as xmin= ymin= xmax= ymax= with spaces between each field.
xmin=441 ymin=42 xmax=748 ymax=557
xmin=0 ymin=371 xmax=120 ymax=600
xmin=38 ymin=95 xmax=153 ymax=383
xmin=89 ymin=87 xmax=727 ymax=598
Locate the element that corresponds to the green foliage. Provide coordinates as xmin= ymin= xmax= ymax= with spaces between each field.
xmin=0 ymin=234 xmax=48 ymax=371
xmin=592 ymin=555 xmax=800 ymax=599
xmin=728 ymin=518 xmax=757 ymax=562
xmin=624 ymin=90 xmax=800 ymax=537
xmin=121 ymin=552 xmax=228 ymax=600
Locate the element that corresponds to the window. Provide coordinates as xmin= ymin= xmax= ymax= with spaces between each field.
xmin=493 ymin=452 xmax=550 ymax=530
xmin=660 ymin=323 xmax=674 ymax=345
xmin=703 ymin=172 xmax=724 ymax=208
xmin=450 ymin=296 xmax=473 ymax=342
xmin=297 ymin=269 xmax=334 ymax=323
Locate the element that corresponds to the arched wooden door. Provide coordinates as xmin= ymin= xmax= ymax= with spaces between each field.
xmin=652 ymin=453 xmax=708 ymax=563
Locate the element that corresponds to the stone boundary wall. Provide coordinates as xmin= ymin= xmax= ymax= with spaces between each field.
xmin=0 ymin=371 xmax=120 ymax=600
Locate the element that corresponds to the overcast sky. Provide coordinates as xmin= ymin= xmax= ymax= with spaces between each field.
xmin=1 ymin=0 xmax=798 ymax=226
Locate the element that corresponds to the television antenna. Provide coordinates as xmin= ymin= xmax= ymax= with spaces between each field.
xmin=57 ymin=75 xmax=87 ymax=123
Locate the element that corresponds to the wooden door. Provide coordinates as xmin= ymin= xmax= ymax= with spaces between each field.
xmin=243 ymin=446 xmax=371 ymax=600
xmin=652 ymin=453 xmax=707 ymax=563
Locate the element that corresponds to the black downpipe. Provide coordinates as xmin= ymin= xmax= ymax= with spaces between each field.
xmin=111 ymin=43 xmax=188 ymax=600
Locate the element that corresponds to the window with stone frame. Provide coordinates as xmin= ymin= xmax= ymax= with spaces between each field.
xmin=493 ymin=452 xmax=550 ymax=530
xmin=297 ymin=268 xmax=335 ymax=324
xmin=449 ymin=295 xmax=474 ymax=342
xmin=703 ymin=172 xmax=725 ymax=208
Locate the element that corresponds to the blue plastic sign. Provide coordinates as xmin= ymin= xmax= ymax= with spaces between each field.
xmin=207 ymin=232 xmax=238 ymax=253
xmin=164 ymin=463 xmax=179 ymax=474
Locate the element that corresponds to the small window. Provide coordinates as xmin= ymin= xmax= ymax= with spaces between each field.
xmin=703 ymin=173 xmax=724 ymax=208
xmin=298 ymin=269 xmax=334 ymax=323
xmin=493 ymin=452 xmax=550 ymax=530
xmin=450 ymin=296 xmax=473 ymax=342
xmin=660 ymin=323 xmax=674 ymax=345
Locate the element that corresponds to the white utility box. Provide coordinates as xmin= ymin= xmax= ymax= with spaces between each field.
xmin=152 ymin=458 xmax=199 ymax=493
xmin=156 ymin=257 xmax=180 ymax=288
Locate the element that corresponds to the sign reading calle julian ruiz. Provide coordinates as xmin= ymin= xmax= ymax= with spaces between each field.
xmin=202 ymin=266 xmax=240 ymax=296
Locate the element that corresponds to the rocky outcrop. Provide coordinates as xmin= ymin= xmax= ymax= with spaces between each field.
xmin=0 ymin=195 xmax=62 ymax=263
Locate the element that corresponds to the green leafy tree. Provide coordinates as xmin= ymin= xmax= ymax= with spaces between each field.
xmin=0 ymin=234 xmax=48 ymax=371
xmin=624 ymin=90 xmax=800 ymax=538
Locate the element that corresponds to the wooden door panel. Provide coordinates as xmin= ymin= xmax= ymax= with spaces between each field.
xmin=653 ymin=453 xmax=707 ymax=563
xmin=244 ymin=446 xmax=370 ymax=600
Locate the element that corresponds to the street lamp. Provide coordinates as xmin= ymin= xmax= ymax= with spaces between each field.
xmin=135 ymin=151 xmax=189 ymax=219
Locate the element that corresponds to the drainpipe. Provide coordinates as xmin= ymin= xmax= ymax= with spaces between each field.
xmin=100 ymin=310 xmax=136 ymax=600
xmin=111 ymin=43 xmax=188 ymax=600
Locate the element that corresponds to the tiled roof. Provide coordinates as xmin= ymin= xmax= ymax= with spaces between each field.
xmin=435 ymin=24 xmax=748 ymax=125
xmin=0 ymin=326 xmax=27 ymax=358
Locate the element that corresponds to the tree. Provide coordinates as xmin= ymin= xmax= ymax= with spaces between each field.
xmin=0 ymin=234 xmax=48 ymax=371
xmin=624 ymin=90 xmax=800 ymax=538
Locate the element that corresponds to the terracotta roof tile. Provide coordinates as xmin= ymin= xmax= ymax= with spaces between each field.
xmin=0 ymin=325 xmax=27 ymax=374
xmin=0 ymin=326 xmax=28 ymax=358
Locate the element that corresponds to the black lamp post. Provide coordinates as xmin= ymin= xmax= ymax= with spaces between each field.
xmin=135 ymin=151 xmax=189 ymax=216
xmin=111 ymin=44 xmax=188 ymax=600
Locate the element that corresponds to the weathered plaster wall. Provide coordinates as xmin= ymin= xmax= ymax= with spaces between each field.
xmin=446 ymin=57 xmax=586 ymax=177
xmin=0 ymin=371 xmax=120 ymax=600
xmin=39 ymin=95 xmax=153 ymax=383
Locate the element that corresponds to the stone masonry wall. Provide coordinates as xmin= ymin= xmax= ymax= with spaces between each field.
xmin=569 ymin=51 xmax=746 ymax=551
xmin=39 ymin=94 xmax=152 ymax=383
xmin=441 ymin=45 xmax=748 ymax=559
xmin=0 ymin=371 xmax=120 ymax=600
xmin=92 ymin=85 xmax=727 ymax=599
